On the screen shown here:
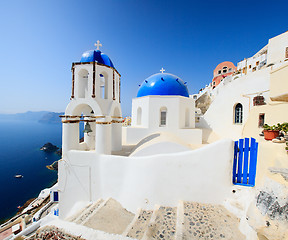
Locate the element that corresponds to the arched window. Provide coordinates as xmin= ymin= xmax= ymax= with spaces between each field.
xmin=78 ymin=69 xmax=89 ymax=98
xmin=223 ymin=66 xmax=227 ymax=73
xmin=160 ymin=107 xmax=167 ymax=127
xmin=137 ymin=107 xmax=142 ymax=125
xmin=185 ymin=109 xmax=190 ymax=127
xmin=234 ymin=103 xmax=243 ymax=124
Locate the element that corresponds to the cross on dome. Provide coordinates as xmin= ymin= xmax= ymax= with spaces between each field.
xmin=160 ymin=68 xmax=165 ymax=73
xmin=94 ymin=40 xmax=102 ymax=50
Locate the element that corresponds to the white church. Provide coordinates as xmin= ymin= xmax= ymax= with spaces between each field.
xmin=39 ymin=32 xmax=288 ymax=239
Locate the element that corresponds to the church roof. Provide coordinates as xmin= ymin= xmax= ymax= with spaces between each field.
xmin=80 ymin=50 xmax=115 ymax=68
xmin=137 ymin=73 xmax=189 ymax=98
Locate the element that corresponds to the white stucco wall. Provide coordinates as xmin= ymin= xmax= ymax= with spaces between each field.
xmin=126 ymin=95 xmax=200 ymax=145
xmin=131 ymin=96 xmax=195 ymax=129
xmin=199 ymin=68 xmax=271 ymax=140
xmin=74 ymin=64 xmax=120 ymax=103
xmin=267 ymin=31 xmax=288 ymax=65
xmin=58 ymin=139 xmax=234 ymax=218
xmin=130 ymin=141 xmax=191 ymax=157
xmin=123 ymin=127 xmax=202 ymax=145
xmin=270 ymin=61 xmax=288 ymax=99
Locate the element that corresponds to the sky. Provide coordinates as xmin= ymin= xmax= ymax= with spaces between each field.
xmin=0 ymin=0 xmax=287 ymax=116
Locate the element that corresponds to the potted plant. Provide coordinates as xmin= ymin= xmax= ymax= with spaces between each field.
xmin=280 ymin=122 xmax=288 ymax=140
xmin=263 ymin=123 xmax=281 ymax=140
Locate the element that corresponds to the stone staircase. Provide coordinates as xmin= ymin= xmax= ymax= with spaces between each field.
xmin=66 ymin=198 xmax=245 ymax=240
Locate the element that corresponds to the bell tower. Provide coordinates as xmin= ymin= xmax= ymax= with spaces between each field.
xmin=61 ymin=41 xmax=122 ymax=155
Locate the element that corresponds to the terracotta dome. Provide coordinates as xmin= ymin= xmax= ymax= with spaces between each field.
xmin=213 ymin=61 xmax=236 ymax=77
xmin=212 ymin=61 xmax=237 ymax=88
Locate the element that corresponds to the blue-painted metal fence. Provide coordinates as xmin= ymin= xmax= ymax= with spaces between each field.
xmin=233 ymin=138 xmax=258 ymax=187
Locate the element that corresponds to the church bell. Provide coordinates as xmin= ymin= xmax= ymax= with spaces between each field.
xmin=83 ymin=122 xmax=92 ymax=134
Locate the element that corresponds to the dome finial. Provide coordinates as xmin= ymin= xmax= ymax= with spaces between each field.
xmin=160 ymin=67 xmax=165 ymax=74
xmin=94 ymin=40 xmax=102 ymax=50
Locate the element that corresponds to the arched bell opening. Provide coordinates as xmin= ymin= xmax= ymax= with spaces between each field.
xmin=78 ymin=69 xmax=89 ymax=98
xmin=72 ymin=104 xmax=97 ymax=151
xmin=99 ymin=73 xmax=108 ymax=99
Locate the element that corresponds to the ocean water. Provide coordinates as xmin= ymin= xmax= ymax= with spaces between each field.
xmin=0 ymin=120 xmax=62 ymax=223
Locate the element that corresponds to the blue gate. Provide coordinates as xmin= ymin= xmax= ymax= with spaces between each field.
xmin=233 ymin=138 xmax=258 ymax=187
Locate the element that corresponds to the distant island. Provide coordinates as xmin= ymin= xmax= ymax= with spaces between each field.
xmin=40 ymin=142 xmax=62 ymax=157
xmin=0 ymin=111 xmax=64 ymax=124
xmin=38 ymin=112 xmax=64 ymax=124
xmin=40 ymin=142 xmax=59 ymax=152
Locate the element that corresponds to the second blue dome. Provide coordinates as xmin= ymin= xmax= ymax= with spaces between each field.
xmin=137 ymin=73 xmax=189 ymax=98
xmin=80 ymin=50 xmax=115 ymax=69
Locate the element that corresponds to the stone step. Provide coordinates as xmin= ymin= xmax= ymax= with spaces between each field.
xmin=142 ymin=205 xmax=177 ymax=240
xmin=65 ymin=202 xmax=93 ymax=222
xmin=178 ymin=201 xmax=245 ymax=240
xmin=74 ymin=198 xmax=104 ymax=224
xmin=175 ymin=201 xmax=184 ymax=240
xmin=123 ymin=208 xmax=153 ymax=239
xmin=82 ymin=198 xmax=135 ymax=235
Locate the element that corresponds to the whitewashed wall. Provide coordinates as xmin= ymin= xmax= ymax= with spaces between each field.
xmin=267 ymin=31 xmax=288 ymax=65
xmin=199 ymin=68 xmax=271 ymax=140
xmin=58 ymin=139 xmax=234 ymax=218
xmin=126 ymin=95 xmax=200 ymax=145
xmin=123 ymin=127 xmax=202 ymax=145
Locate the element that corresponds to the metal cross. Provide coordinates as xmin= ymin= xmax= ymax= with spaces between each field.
xmin=94 ymin=40 xmax=102 ymax=50
xmin=160 ymin=68 xmax=165 ymax=73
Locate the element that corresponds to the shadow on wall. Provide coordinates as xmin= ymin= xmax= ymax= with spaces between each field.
xmin=130 ymin=133 xmax=161 ymax=155
xmin=196 ymin=116 xmax=220 ymax=143
xmin=201 ymin=128 xmax=221 ymax=144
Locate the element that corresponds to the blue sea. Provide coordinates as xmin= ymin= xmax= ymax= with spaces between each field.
xmin=0 ymin=120 xmax=62 ymax=223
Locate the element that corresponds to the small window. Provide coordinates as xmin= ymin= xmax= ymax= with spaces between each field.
xmin=53 ymin=191 xmax=59 ymax=202
xmin=160 ymin=107 xmax=167 ymax=126
xmin=223 ymin=69 xmax=227 ymax=73
xmin=213 ymin=81 xmax=216 ymax=85
xmin=258 ymin=113 xmax=265 ymax=127
xmin=193 ymin=95 xmax=197 ymax=99
xmin=253 ymin=96 xmax=265 ymax=106
xmin=234 ymin=103 xmax=243 ymax=124
xmin=256 ymin=61 xmax=259 ymax=66
xmin=249 ymin=65 xmax=252 ymax=69
xmin=218 ymin=70 xmax=221 ymax=74
xmin=252 ymin=67 xmax=256 ymax=72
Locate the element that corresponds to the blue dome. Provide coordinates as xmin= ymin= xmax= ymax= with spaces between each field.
xmin=137 ymin=73 xmax=189 ymax=98
xmin=80 ymin=50 xmax=115 ymax=68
